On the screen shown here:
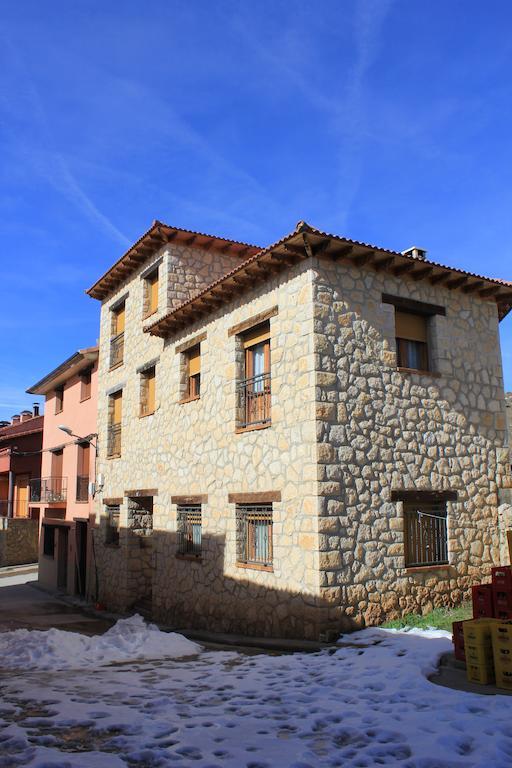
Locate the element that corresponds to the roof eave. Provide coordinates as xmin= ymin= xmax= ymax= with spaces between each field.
xmin=26 ymin=347 xmax=98 ymax=395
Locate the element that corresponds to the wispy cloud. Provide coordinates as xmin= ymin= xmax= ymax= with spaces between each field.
xmin=0 ymin=33 xmax=130 ymax=247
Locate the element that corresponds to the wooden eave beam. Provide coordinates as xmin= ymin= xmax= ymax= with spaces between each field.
xmin=411 ymin=266 xmax=434 ymax=282
xmin=462 ymin=280 xmax=485 ymax=294
xmin=283 ymin=243 xmax=307 ymax=257
xmin=350 ymin=250 xmax=375 ymax=267
xmin=393 ymin=261 xmax=416 ymax=277
xmin=429 ymin=270 xmax=451 ymax=286
xmin=373 ymin=256 xmax=395 ymax=272
xmin=305 ymin=237 xmax=331 ymax=257
xmin=479 ymin=285 xmax=502 ymax=298
xmin=446 ymin=275 xmax=468 ymax=290
xmin=329 ymin=244 xmax=355 ymax=260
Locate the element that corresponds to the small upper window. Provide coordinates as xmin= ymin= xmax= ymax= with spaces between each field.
xmin=55 ymin=386 xmax=64 ymax=414
xmin=143 ymin=268 xmax=159 ymax=318
xmin=395 ymin=310 xmax=429 ymax=372
xmin=80 ymin=368 xmax=92 ymax=401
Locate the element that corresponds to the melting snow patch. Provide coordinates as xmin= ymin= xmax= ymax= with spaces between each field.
xmin=0 ymin=614 xmax=201 ymax=670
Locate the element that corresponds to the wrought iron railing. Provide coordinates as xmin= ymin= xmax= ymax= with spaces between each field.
xmin=236 ymin=504 xmax=273 ymax=566
xmin=236 ymin=373 xmax=271 ymax=429
xmin=107 ymin=423 xmax=122 ymax=457
xmin=110 ymin=332 xmax=124 ymax=368
xmin=29 ymin=477 xmax=67 ymax=503
xmin=76 ymin=475 xmax=89 ymax=502
xmin=177 ymin=505 xmax=202 ymax=556
xmin=404 ymin=503 xmax=448 ymax=567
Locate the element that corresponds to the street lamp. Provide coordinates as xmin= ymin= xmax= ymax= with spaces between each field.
xmin=58 ymin=425 xmax=100 ymax=496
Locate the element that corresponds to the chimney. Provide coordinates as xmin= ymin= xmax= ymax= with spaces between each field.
xmin=11 ymin=414 xmax=20 ymax=425
xmin=33 ymin=403 xmax=40 ymax=417
xmin=401 ymin=246 xmax=427 ymax=261
xmin=20 ymin=410 xmax=32 ymax=422
xmin=0 ymin=421 xmax=10 ymax=428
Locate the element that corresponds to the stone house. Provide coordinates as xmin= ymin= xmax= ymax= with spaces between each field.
xmin=86 ymin=220 xmax=512 ymax=639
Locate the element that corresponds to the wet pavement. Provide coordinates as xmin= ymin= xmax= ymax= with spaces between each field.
xmin=0 ymin=582 xmax=114 ymax=635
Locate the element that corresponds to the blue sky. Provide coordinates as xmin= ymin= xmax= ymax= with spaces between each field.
xmin=0 ymin=0 xmax=511 ymax=420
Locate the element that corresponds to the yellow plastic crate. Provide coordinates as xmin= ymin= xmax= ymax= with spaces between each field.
xmin=465 ymin=643 xmax=494 ymax=667
xmin=463 ymin=618 xmax=498 ymax=647
xmin=492 ymin=621 xmax=512 ymax=649
xmin=467 ymin=662 xmax=495 ymax=685
xmin=496 ymin=668 xmax=512 ymax=691
xmin=493 ymin=645 xmax=512 ymax=666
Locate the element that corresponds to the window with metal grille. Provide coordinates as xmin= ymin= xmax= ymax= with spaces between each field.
xmin=177 ymin=505 xmax=202 ymax=556
xmin=110 ymin=302 xmax=125 ymax=368
xmin=105 ymin=504 xmax=120 ymax=546
xmin=403 ymin=500 xmax=448 ymax=567
xmin=236 ymin=504 xmax=273 ymax=566
xmin=43 ymin=525 xmax=55 ymax=557
xmin=236 ymin=322 xmax=271 ymax=428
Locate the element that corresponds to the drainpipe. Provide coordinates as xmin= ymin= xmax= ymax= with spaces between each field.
xmin=7 ymin=466 xmax=14 ymax=518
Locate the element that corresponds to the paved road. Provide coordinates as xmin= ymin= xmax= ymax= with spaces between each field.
xmin=0 ymin=563 xmax=38 ymax=587
xmin=0 ymin=582 xmax=114 ymax=635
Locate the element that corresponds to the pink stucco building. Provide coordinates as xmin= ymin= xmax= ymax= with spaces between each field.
xmin=27 ymin=347 xmax=98 ymax=595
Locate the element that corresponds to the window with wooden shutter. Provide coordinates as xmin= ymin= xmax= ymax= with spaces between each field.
xmin=108 ymin=391 xmax=122 ymax=457
xmin=395 ymin=310 xmax=429 ymax=371
xmin=143 ymin=269 xmax=159 ymax=318
xmin=140 ymin=366 xmax=156 ymax=416
xmin=237 ymin=321 xmax=271 ymax=428
xmin=80 ymin=368 xmax=92 ymax=401
xmin=110 ymin=302 xmax=125 ymax=368
xmin=76 ymin=443 xmax=90 ymax=502
xmin=186 ymin=345 xmax=201 ymax=399
xmin=55 ymin=386 xmax=64 ymax=414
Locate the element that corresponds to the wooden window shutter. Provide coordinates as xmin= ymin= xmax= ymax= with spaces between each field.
xmin=78 ymin=443 xmax=90 ymax=477
xmin=147 ymin=369 xmax=156 ymax=412
xmin=113 ymin=391 xmax=122 ymax=424
xmin=243 ymin=321 xmax=270 ymax=349
xmin=150 ymin=272 xmax=158 ymax=313
xmin=52 ymin=450 xmax=63 ymax=477
xmin=395 ymin=310 xmax=427 ymax=343
xmin=115 ymin=304 xmax=125 ymax=335
xmin=188 ymin=346 xmax=201 ymax=377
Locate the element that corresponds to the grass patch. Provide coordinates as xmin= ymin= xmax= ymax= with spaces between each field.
xmin=382 ymin=603 xmax=472 ymax=632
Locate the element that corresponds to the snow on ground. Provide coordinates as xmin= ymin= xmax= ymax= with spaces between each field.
xmin=1 ymin=620 xmax=512 ymax=767
xmin=0 ymin=615 xmax=200 ymax=669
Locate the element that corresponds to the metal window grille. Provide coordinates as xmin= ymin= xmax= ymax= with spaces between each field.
xmin=107 ymin=423 xmax=122 ymax=457
xmin=236 ymin=373 xmax=271 ymax=428
xmin=110 ymin=332 xmax=124 ymax=368
xmin=236 ymin=504 xmax=273 ymax=566
xmin=177 ymin=505 xmax=202 ymax=556
xmin=404 ymin=501 xmax=448 ymax=567
xmin=29 ymin=477 xmax=67 ymax=503
xmin=105 ymin=504 xmax=120 ymax=545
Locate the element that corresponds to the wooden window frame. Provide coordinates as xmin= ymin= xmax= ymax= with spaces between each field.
xmin=143 ymin=268 xmax=159 ymax=319
xmin=236 ymin=322 xmax=271 ymax=431
xmin=105 ymin=504 xmax=120 ymax=546
xmin=402 ymin=497 xmax=449 ymax=568
xmin=110 ymin=302 xmax=125 ymax=369
xmin=80 ymin=368 xmax=92 ymax=401
xmin=140 ymin=366 xmax=156 ymax=417
xmin=54 ymin=386 xmax=64 ymax=414
xmin=236 ymin=503 xmax=273 ymax=571
xmin=107 ymin=391 xmax=122 ymax=458
xmin=176 ymin=504 xmax=202 ymax=559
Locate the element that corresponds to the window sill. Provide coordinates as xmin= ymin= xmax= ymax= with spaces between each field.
xmin=106 ymin=454 xmax=121 ymax=460
xmin=142 ymin=309 xmax=158 ymax=321
xmin=178 ymin=395 xmax=201 ymax=405
xmin=75 ymin=500 xmax=89 ymax=505
xmin=235 ymin=422 xmax=272 ymax=434
xmin=175 ymin=553 xmax=203 ymax=562
xmin=405 ymin=563 xmax=450 ymax=573
xmin=80 ymin=395 xmax=92 ymax=403
xmin=236 ymin=561 xmax=273 ymax=573
xmin=109 ymin=362 xmax=123 ymax=372
xmin=396 ymin=367 xmax=441 ymax=378
xmin=139 ymin=410 xmax=156 ymax=419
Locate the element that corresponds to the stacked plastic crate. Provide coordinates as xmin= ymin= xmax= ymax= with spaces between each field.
xmin=452 ymin=565 xmax=512 ymax=689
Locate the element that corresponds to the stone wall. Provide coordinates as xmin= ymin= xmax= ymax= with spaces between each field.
xmin=93 ymin=250 xmax=321 ymax=638
xmin=312 ymin=257 xmax=510 ymax=629
xmin=0 ymin=518 xmax=38 ymax=566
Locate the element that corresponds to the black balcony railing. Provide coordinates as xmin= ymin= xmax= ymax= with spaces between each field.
xmin=236 ymin=373 xmax=271 ymax=429
xmin=107 ymin=424 xmax=122 ymax=457
xmin=110 ymin=332 xmax=124 ymax=368
xmin=30 ymin=477 xmax=67 ymax=503
xmin=76 ymin=475 xmax=89 ymax=502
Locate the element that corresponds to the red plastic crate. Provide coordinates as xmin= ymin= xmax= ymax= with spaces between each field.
xmin=492 ymin=566 xmax=512 ymax=591
xmin=452 ymin=620 xmax=466 ymax=642
xmin=472 ymin=584 xmax=494 ymax=618
xmin=495 ymin=608 xmax=512 ymax=621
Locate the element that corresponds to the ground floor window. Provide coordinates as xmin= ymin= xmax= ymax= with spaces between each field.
xmin=403 ymin=500 xmax=448 ymax=567
xmin=43 ymin=525 xmax=55 ymax=558
xmin=236 ymin=504 xmax=273 ymax=567
xmin=105 ymin=504 xmax=120 ymax=546
xmin=177 ymin=505 xmax=202 ymax=557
